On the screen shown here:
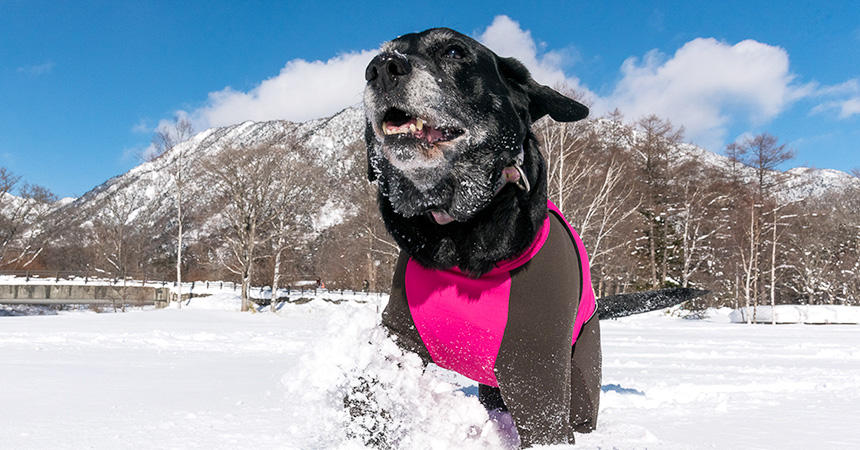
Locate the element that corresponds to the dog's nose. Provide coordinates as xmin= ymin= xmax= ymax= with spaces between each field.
xmin=366 ymin=53 xmax=412 ymax=89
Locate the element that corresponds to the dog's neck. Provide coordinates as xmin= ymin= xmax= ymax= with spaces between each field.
xmin=380 ymin=135 xmax=547 ymax=277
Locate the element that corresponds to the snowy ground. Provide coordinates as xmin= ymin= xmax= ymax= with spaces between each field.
xmin=1 ymin=297 xmax=858 ymax=449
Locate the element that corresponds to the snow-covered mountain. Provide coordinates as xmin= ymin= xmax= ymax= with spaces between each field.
xmin=49 ymin=107 xmax=366 ymax=237
xmin=48 ymin=107 xmax=856 ymax=244
xmin=584 ymin=117 xmax=859 ymax=200
xmin=676 ymin=142 xmax=859 ymax=200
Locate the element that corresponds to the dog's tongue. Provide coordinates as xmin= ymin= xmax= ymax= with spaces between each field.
xmin=430 ymin=210 xmax=455 ymax=225
xmin=424 ymin=127 xmax=445 ymax=143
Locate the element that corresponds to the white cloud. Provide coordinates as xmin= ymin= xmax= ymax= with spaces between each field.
xmin=812 ymin=78 xmax=859 ymax=97
xmin=186 ymin=50 xmax=378 ymax=130
xmin=813 ymin=97 xmax=860 ymax=118
xmin=17 ymin=61 xmax=54 ymax=76
xmin=474 ymin=18 xmax=822 ymax=150
xmin=810 ymin=79 xmax=860 ymax=119
xmin=120 ymin=144 xmax=158 ymax=163
xmin=179 ymin=15 xmax=597 ymax=132
xmin=596 ymin=38 xmax=813 ymax=150
xmin=167 ymin=15 xmax=853 ymax=154
xmin=839 ymin=98 xmax=860 ymax=117
xmin=131 ymin=119 xmax=152 ymax=134
xmin=476 ymin=15 xmax=594 ymax=100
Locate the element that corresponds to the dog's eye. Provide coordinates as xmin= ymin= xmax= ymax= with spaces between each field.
xmin=442 ymin=45 xmax=465 ymax=60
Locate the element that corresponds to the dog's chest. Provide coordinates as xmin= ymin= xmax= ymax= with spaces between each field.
xmin=405 ymin=259 xmax=511 ymax=386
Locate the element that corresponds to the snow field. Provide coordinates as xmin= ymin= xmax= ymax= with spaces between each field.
xmin=729 ymin=304 xmax=860 ymax=324
xmin=1 ymin=297 xmax=858 ymax=449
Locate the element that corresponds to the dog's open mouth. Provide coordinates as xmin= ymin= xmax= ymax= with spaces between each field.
xmin=381 ymin=108 xmax=464 ymax=144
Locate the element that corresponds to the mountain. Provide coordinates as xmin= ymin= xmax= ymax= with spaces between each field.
xmin=675 ymin=142 xmax=859 ymax=200
xmin=47 ymin=106 xmax=858 ymax=240
xmin=579 ymin=117 xmax=860 ymax=200
xmin=34 ymin=106 xmax=856 ymax=285
xmin=49 ymin=107 xmax=366 ymax=235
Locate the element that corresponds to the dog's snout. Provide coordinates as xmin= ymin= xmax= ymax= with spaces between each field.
xmin=384 ymin=56 xmax=411 ymax=77
xmin=365 ymin=63 xmax=379 ymax=82
xmin=366 ymin=53 xmax=412 ymax=89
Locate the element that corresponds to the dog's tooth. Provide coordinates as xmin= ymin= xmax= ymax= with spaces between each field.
xmin=409 ymin=123 xmax=416 ymax=133
xmin=416 ymin=118 xmax=423 ymax=130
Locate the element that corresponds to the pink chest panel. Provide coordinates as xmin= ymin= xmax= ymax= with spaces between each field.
xmin=405 ymin=260 xmax=511 ymax=386
xmin=404 ymin=201 xmax=596 ymax=387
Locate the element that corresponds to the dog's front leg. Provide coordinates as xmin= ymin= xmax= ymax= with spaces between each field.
xmin=495 ymin=254 xmax=580 ymax=447
xmin=495 ymin=333 xmax=574 ymax=447
xmin=381 ymin=251 xmax=434 ymax=362
xmin=343 ymin=252 xmax=433 ymax=448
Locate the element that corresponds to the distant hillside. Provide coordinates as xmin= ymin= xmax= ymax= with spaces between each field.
xmin=22 ymin=107 xmax=857 ymax=299
xmin=50 ymin=107 xmax=857 ymax=239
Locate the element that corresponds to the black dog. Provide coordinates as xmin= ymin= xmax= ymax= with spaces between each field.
xmin=363 ymin=27 xmax=701 ymax=447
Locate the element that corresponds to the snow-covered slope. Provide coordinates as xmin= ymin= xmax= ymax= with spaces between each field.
xmin=586 ymin=117 xmax=860 ymax=200
xmin=48 ymin=107 xmax=366 ymax=241
xmin=676 ymin=142 xmax=859 ymax=200
xmin=50 ymin=108 xmax=856 ymax=247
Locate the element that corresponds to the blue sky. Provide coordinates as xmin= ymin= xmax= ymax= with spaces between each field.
xmin=1 ymin=0 xmax=858 ymax=198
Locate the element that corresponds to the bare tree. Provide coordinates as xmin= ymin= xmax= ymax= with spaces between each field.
xmin=536 ymin=110 xmax=644 ymax=296
xmin=675 ymin=166 xmax=727 ymax=288
xmin=349 ymin=142 xmax=399 ymax=291
xmin=200 ymin=142 xmax=290 ymax=311
xmin=152 ymin=117 xmax=195 ymax=305
xmin=0 ymin=168 xmax=59 ymax=268
xmin=86 ymin=185 xmax=151 ymax=310
xmin=728 ymin=133 xmax=795 ymax=322
xmin=267 ymin=140 xmax=320 ymax=309
xmin=535 ymin=117 xmax=592 ymax=213
xmin=786 ymin=187 xmax=860 ymax=306
xmin=631 ymin=115 xmax=685 ymax=288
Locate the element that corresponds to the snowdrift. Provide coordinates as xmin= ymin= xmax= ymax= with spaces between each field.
xmin=729 ymin=304 xmax=860 ymax=324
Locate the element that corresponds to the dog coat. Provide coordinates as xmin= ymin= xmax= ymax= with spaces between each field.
xmin=384 ymin=200 xmax=596 ymax=387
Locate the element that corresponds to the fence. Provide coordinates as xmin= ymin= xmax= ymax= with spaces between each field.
xmin=0 ymin=270 xmax=373 ymax=293
xmin=0 ymin=270 xmax=385 ymax=305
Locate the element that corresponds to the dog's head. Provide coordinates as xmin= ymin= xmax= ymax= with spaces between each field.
xmin=364 ymin=28 xmax=587 ymax=273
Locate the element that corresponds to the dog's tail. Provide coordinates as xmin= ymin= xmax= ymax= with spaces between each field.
xmin=596 ymin=287 xmax=709 ymax=319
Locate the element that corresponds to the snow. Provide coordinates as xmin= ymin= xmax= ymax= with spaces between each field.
xmin=1 ymin=300 xmax=858 ymax=449
xmin=729 ymin=305 xmax=860 ymax=324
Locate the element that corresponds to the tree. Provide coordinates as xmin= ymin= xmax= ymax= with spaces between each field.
xmin=266 ymin=139 xmax=320 ymax=310
xmin=348 ymin=141 xmax=399 ymax=292
xmin=537 ymin=112 xmax=642 ymax=296
xmin=786 ymin=187 xmax=860 ymax=306
xmin=89 ymin=187 xmax=146 ymax=277
xmin=0 ymin=168 xmax=59 ymax=268
xmin=87 ymin=184 xmax=151 ymax=310
xmin=200 ymin=142 xmax=291 ymax=311
xmin=631 ymin=115 xmax=685 ymax=288
xmin=151 ymin=117 xmax=195 ymax=306
xmin=535 ymin=116 xmax=592 ymax=213
xmin=727 ymin=133 xmax=795 ymax=322
xmin=673 ymin=162 xmax=728 ymax=289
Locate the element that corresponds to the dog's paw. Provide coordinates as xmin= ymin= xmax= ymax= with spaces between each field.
xmin=340 ymin=327 xmax=424 ymax=448
xmin=343 ymin=373 xmax=395 ymax=448
xmin=480 ymin=408 xmax=521 ymax=449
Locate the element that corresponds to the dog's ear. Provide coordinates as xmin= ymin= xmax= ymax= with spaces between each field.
xmin=364 ymin=119 xmax=378 ymax=182
xmin=497 ymin=56 xmax=588 ymax=123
